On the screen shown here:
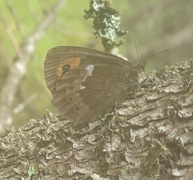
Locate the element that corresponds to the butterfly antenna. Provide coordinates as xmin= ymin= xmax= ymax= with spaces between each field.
xmin=132 ymin=27 xmax=168 ymax=71
xmin=135 ymin=50 xmax=168 ymax=71
xmin=141 ymin=50 xmax=168 ymax=64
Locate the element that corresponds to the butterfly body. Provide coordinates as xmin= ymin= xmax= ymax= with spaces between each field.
xmin=44 ymin=46 xmax=138 ymax=123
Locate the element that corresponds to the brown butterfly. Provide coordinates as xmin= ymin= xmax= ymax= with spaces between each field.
xmin=44 ymin=46 xmax=138 ymax=124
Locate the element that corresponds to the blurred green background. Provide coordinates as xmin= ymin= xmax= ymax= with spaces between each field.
xmin=0 ymin=0 xmax=192 ymax=128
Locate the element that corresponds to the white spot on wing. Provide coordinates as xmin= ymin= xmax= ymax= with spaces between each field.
xmin=86 ymin=64 xmax=94 ymax=76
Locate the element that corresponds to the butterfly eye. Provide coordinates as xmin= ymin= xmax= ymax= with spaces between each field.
xmin=62 ymin=64 xmax=71 ymax=73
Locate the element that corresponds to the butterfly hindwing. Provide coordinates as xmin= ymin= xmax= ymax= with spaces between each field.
xmin=44 ymin=46 xmax=138 ymax=123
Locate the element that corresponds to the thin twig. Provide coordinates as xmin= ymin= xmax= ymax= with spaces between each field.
xmin=4 ymin=0 xmax=26 ymax=39
xmin=6 ymin=27 xmax=23 ymax=59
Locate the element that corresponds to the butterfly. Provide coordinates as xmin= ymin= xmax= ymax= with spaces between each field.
xmin=44 ymin=46 xmax=138 ymax=124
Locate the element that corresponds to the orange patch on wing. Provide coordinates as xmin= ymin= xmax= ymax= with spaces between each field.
xmin=56 ymin=57 xmax=81 ymax=79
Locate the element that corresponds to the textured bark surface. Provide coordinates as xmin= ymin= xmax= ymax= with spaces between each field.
xmin=0 ymin=59 xmax=193 ymax=179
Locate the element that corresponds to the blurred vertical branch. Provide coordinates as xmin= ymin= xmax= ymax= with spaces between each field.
xmin=0 ymin=0 xmax=67 ymax=133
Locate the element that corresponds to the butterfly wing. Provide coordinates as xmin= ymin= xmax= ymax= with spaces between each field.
xmin=44 ymin=46 xmax=138 ymax=123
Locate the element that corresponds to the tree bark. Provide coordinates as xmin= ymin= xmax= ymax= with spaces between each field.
xmin=0 ymin=59 xmax=193 ymax=179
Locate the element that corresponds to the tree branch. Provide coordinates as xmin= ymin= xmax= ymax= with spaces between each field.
xmin=0 ymin=59 xmax=193 ymax=179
